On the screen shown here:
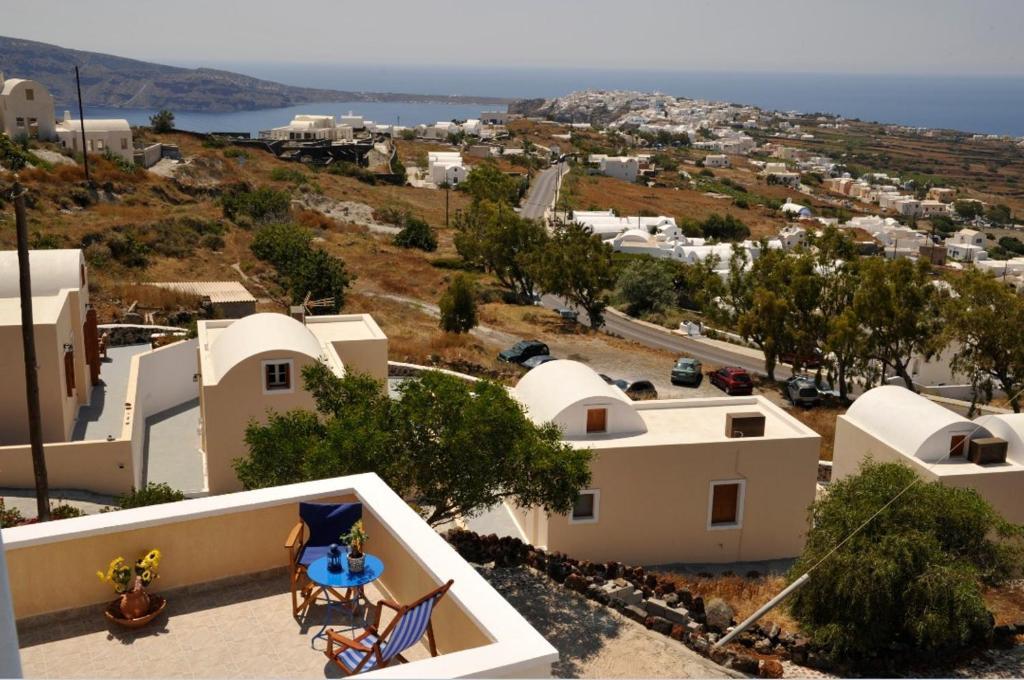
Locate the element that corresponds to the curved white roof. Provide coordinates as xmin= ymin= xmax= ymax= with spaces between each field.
xmin=208 ymin=313 xmax=323 ymax=382
xmin=616 ymin=229 xmax=653 ymax=243
xmin=781 ymin=201 xmax=811 ymax=215
xmin=973 ymin=414 xmax=1024 ymax=464
xmin=514 ymin=360 xmax=646 ymax=435
xmin=0 ymin=249 xmax=84 ymax=298
xmin=1 ymin=78 xmax=30 ymax=96
xmin=846 ymin=386 xmax=979 ymax=462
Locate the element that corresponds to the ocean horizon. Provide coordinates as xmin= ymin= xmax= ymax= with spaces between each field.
xmin=77 ymin=64 xmax=1024 ymax=137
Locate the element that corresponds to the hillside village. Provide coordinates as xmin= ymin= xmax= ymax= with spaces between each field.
xmin=3 ymin=66 xmax=1024 ymax=680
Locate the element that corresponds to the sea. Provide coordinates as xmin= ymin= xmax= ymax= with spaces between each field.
xmin=84 ymin=65 xmax=1024 ymax=137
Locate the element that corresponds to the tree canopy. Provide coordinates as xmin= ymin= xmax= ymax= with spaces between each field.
xmin=439 ymin=273 xmax=478 ymax=334
xmin=531 ymin=223 xmax=615 ymax=328
xmin=788 ymin=461 xmax=1023 ymax=671
xmin=235 ymin=364 xmax=592 ymax=527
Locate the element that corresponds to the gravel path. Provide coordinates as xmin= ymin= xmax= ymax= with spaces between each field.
xmin=479 ymin=565 xmax=741 ymax=679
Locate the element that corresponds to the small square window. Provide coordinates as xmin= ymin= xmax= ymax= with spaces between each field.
xmin=586 ymin=408 xmax=607 ymax=433
xmin=15 ymin=117 xmax=24 ymax=127
xmin=121 ymin=137 xmax=129 ymax=150
xmin=96 ymin=139 xmax=104 ymax=150
xmin=708 ymin=480 xmax=745 ymax=529
xmin=264 ymin=361 xmax=291 ymax=392
xmin=570 ymin=490 xmax=599 ymax=524
xmin=25 ymin=89 xmax=34 ymax=101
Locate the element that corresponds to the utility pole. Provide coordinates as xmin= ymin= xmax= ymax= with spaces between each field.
xmin=12 ymin=182 xmax=50 ymax=521
xmin=444 ymin=181 xmax=450 ymax=227
xmin=75 ymin=65 xmax=90 ymax=185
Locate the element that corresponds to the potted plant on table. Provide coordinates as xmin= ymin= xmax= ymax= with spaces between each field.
xmin=97 ymin=548 xmax=165 ymax=627
xmin=341 ymin=520 xmax=368 ymax=574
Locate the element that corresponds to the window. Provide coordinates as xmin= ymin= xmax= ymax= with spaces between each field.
xmin=121 ymin=137 xmax=129 ymax=150
xmin=263 ymin=360 xmax=292 ymax=393
xmin=950 ymin=434 xmax=967 ymax=458
xmin=586 ymin=408 xmax=607 ymax=434
xmin=25 ymin=88 xmax=34 ymax=101
xmin=96 ymin=139 xmax=104 ymax=150
xmin=15 ymin=117 xmax=24 ymax=127
xmin=708 ymin=480 xmax=745 ymax=529
xmin=570 ymin=490 xmax=600 ymax=524
xmin=28 ymin=117 xmax=37 ymax=126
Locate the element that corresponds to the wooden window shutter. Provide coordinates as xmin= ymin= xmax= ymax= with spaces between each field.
xmin=586 ymin=408 xmax=607 ymax=433
xmin=64 ymin=349 xmax=75 ymax=396
xmin=711 ymin=483 xmax=739 ymax=525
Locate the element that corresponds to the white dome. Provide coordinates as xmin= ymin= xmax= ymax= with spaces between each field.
xmin=208 ymin=313 xmax=323 ymax=383
xmin=846 ymin=386 xmax=982 ymax=462
xmin=972 ymin=414 xmax=1024 ymax=464
xmin=514 ymin=360 xmax=647 ymax=437
xmin=0 ymin=250 xmax=84 ymax=298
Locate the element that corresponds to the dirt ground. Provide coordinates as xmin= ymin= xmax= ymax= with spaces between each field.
xmin=479 ymin=565 xmax=740 ymax=679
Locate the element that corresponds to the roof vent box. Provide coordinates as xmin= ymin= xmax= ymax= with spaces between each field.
xmin=289 ymin=305 xmax=306 ymax=324
xmin=969 ymin=437 xmax=1008 ymax=466
xmin=726 ymin=412 xmax=766 ymax=438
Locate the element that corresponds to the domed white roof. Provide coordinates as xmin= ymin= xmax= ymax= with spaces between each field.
xmin=208 ymin=313 xmax=323 ymax=383
xmin=514 ymin=360 xmax=647 ymax=436
xmin=846 ymin=385 xmax=981 ymax=462
xmin=0 ymin=250 xmax=84 ymax=298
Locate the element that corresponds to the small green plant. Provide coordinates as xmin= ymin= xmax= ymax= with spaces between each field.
xmin=439 ymin=274 xmax=478 ymax=333
xmin=270 ymin=166 xmax=308 ymax=184
xmin=393 ymin=216 xmax=438 ymax=252
xmin=223 ymin=147 xmax=249 ymax=159
xmin=0 ymin=499 xmax=25 ymax=528
xmin=341 ymin=519 xmax=368 ymax=557
xmin=221 ymin=183 xmax=292 ymax=224
xmin=114 ymin=483 xmax=186 ymax=509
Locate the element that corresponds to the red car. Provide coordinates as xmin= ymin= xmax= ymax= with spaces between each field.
xmin=709 ymin=367 xmax=754 ymax=395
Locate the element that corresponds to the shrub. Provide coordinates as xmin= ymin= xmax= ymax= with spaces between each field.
xmin=251 ymin=222 xmax=313 ymax=265
xmin=223 ymin=147 xmax=249 ymax=159
xmin=788 ymin=461 xmax=1023 ymax=671
xmin=106 ymin=231 xmax=150 ymax=268
xmin=0 ymin=499 xmax=25 ymax=528
xmin=202 ymin=135 xmax=227 ymax=148
xmin=31 ymin=232 xmax=64 ymax=249
xmin=251 ymin=222 xmax=350 ymax=312
xmin=700 ymin=213 xmax=749 ymax=241
xmin=325 ymin=162 xmax=377 ymax=185
xmin=221 ymin=183 xmax=292 ymax=224
xmin=115 ymin=482 xmax=186 ymax=509
xmin=150 ymin=109 xmax=175 ymax=133
xmin=439 ymin=274 xmax=478 ymax=333
xmin=270 ymin=166 xmax=309 ymax=184
xmin=393 ymin=216 xmax=438 ymax=252
xmin=614 ymin=259 xmax=676 ymax=316
xmin=50 ymin=503 xmax=84 ymax=520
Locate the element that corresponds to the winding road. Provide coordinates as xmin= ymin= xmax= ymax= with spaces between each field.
xmin=520 ymin=163 xmax=567 ymax=220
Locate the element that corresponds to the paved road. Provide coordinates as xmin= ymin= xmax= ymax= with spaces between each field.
xmin=540 ymin=295 xmax=792 ymax=380
xmin=520 ymin=163 xmax=566 ymax=220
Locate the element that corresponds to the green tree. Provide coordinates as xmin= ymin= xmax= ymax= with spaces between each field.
xmin=235 ymin=364 xmax=592 ymax=527
xmin=393 ymin=216 xmax=438 ymax=252
xmin=954 ymin=199 xmax=984 ymax=220
xmin=150 ymin=109 xmax=176 ymax=133
xmin=788 ymin=461 xmax=1023 ymax=671
xmin=453 ymin=201 xmax=547 ymax=302
xmin=851 ymin=258 xmax=945 ymax=390
xmin=531 ymin=223 xmax=615 ymax=329
xmin=947 ymin=269 xmax=1024 ymax=412
xmin=986 ymin=203 xmax=1013 ymax=226
xmin=251 ymin=223 xmax=350 ymax=312
xmin=614 ymin=258 xmax=676 ymax=317
xmin=701 ymin=213 xmax=750 ymax=241
xmin=459 ymin=162 xmax=521 ymax=206
xmin=439 ymin=274 xmax=478 ymax=334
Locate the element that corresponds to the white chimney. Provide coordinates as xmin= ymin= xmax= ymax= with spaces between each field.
xmin=64 ymin=110 xmax=72 ymax=123
xmin=0 ymin=72 xmax=4 ymax=89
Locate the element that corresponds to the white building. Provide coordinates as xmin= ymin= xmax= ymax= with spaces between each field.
xmin=55 ymin=111 xmax=133 ymax=162
xmin=591 ymin=155 xmax=639 ymax=183
xmin=946 ymin=242 xmax=988 ymax=262
xmin=780 ymin=199 xmax=812 ymax=218
xmin=427 ymin=151 xmax=468 ymax=186
xmin=948 ymin=228 xmax=986 ymax=247
xmin=704 ymin=154 xmax=730 ymax=168
xmin=263 ymin=115 xmax=354 ymax=142
xmin=0 ymin=74 xmax=56 ymax=140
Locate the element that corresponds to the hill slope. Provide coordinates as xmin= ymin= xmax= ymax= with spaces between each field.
xmin=0 ymin=35 xmax=506 ymax=112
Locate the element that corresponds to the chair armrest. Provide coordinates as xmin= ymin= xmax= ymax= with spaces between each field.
xmin=285 ymin=521 xmax=304 ymax=550
xmin=326 ymin=629 xmax=372 ymax=652
xmin=377 ymin=599 xmax=402 ymax=613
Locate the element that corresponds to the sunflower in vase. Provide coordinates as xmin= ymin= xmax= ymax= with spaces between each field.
xmin=97 ymin=549 xmax=162 ymax=620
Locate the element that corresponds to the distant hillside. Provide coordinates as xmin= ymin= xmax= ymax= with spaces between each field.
xmin=0 ymin=36 xmax=508 ymax=113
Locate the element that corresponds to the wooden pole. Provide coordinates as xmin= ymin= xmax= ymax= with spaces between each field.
xmin=75 ymin=65 xmax=90 ymax=185
xmin=12 ymin=182 xmax=51 ymax=521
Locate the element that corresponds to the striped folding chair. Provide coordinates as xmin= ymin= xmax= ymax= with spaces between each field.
xmin=325 ymin=580 xmax=454 ymax=675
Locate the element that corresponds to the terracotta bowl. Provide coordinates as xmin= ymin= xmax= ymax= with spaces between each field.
xmin=104 ymin=595 xmax=167 ymax=629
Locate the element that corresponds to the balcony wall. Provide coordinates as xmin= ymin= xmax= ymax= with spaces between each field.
xmin=1 ymin=473 xmax=556 ymax=678
xmin=0 ymin=438 xmax=133 ymax=496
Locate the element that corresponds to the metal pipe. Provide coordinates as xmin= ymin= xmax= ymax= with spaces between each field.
xmin=75 ymin=65 xmax=90 ymax=185
xmin=713 ymin=572 xmax=810 ymax=648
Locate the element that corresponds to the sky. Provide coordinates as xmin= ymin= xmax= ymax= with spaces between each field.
xmin=5 ymin=0 xmax=1023 ymax=76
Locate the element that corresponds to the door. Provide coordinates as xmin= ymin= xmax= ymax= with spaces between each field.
xmin=950 ymin=434 xmax=967 ymax=457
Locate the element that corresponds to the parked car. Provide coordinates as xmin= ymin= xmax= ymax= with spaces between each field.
xmin=785 ymin=375 xmax=821 ymax=407
xmin=708 ymin=367 xmax=754 ymax=396
xmin=611 ymin=379 xmax=658 ymax=400
xmin=498 ymin=340 xmax=550 ymax=364
xmin=521 ymin=354 xmax=557 ymax=370
xmin=670 ymin=357 xmax=703 ymax=386
xmin=553 ymin=307 xmax=579 ymax=322
xmin=779 ymin=348 xmax=824 ymax=369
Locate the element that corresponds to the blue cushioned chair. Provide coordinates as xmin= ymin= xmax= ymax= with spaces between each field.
xmin=325 ymin=580 xmax=454 ymax=675
xmin=285 ymin=502 xmax=362 ymax=616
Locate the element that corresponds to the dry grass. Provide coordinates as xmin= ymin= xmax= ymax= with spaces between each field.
xmin=785 ymin=404 xmax=847 ymax=461
xmin=984 ymin=582 xmax=1024 ymax=626
xmin=109 ymin=284 xmax=203 ymax=311
xmin=656 ymin=571 xmax=797 ymax=632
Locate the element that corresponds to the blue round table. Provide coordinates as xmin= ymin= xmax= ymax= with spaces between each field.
xmin=306 ymin=553 xmax=384 ymax=649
